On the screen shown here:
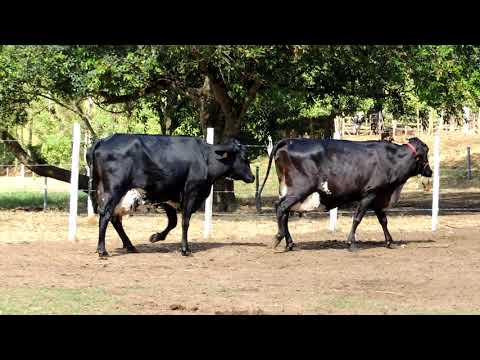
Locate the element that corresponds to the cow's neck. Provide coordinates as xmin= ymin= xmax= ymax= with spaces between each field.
xmin=394 ymin=148 xmax=419 ymax=184
xmin=207 ymin=150 xmax=232 ymax=182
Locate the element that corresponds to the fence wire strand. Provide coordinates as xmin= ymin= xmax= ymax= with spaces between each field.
xmin=0 ymin=139 xmax=478 ymax=222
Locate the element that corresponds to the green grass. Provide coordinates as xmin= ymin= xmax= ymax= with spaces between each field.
xmin=0 ymin=287 xmax=124 ymax=314
xmin=306 ymin=294 xmax=480 ymax=314
xmin=0 ymin=192 xmax=88 ymax=210
xmin=236 ymin=155 xmax=280 ymax=200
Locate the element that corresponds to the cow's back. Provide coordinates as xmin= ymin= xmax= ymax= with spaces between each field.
xmin=275 ymin=138 xmax=403 ymax=207
xmin=92 ymin=134 xmax=209 ymax=197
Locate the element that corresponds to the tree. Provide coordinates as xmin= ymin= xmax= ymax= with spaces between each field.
xmin=3 ymin=45 xmax=480 ymax=206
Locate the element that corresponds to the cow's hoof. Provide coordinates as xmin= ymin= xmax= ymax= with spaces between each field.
xmin=386 ymin=242 xmax=396 ymax=249
xmin=272 ymin=237 xmax=282 ymax=249
xmin=98 ymin=250 xmax=109 ymax=257
xmin=126 ymin=246 xmax=139 ymax=253
xmin=348 ymin=244 xmax=358 ymax=252
xmin=149 ymin=233 xmax=166 ymax=243
xmin=285 ymin=242 xmax=295 ymax=251
xmin=181 ymin=249 xmax=192 ymax=256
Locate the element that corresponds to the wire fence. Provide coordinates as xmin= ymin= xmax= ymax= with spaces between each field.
xmin=0 ymin=163 xmax=476 ymax=213
xmin=0 ymin=137 xmax=478 ymax=216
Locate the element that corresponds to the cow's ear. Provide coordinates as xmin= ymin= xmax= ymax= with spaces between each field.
xmin=214 ymin=150 xmax=230 ymax=160
xmin=214 ymin=143 xmax=235 ymax=158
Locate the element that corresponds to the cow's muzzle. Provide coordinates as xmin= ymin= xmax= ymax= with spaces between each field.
xmin=243 ymin=174 xmax=255 ymax=184
xmin=226 ymin=174 xmax=255 ymax=183
xmin=422 ymin=163 xmax=433 ymax=177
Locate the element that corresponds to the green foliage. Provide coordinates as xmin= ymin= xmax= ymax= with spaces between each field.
xmin=3 ymin=45 xmax=480 ymax=170
xmin=0 ymin=143 xmax=15 ymax=165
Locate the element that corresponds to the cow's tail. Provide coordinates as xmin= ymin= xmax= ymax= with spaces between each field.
xmin=256 ymin=139 xmax=286 ymax=203
xmin=86 ymin=139 xmax=102 ymax=214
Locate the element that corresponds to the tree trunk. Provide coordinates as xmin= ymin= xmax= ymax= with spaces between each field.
xmin=477 ymin=109 xmax=480 ymax=134
xmin=199 ymin=90 xmax=238 ymax=212
xmin=0 ymin=130 xmax=90 ymax=192
xmin=28 ymin=119 xmax=33 ymax=146
xmin=199 ymin=72 xmax=261 ymax=213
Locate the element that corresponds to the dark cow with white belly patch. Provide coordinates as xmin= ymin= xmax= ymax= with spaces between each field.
xmin=257 ymin=137 xmax=433 ymax=251
xmin=86 ymin=134 xmax=255 ymax=257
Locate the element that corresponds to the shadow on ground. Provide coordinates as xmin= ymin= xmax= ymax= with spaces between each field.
xmin=294 ymin=239 xmax=435 ymax=251
xmin=109 ymin=237 xmax=436 ymax=257
xmin=110 ymin=241 xmax=268 ymax=257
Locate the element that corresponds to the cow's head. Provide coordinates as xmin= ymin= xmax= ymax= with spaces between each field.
xmin=407 ymin=137 xmax=433 ymax=177
xmin=213 ymin=139 xmax=255 ymax=183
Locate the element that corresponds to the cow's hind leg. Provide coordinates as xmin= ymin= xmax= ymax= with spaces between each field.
xmin=347 ymin=193 xmax=376 ymax=251
xmin=150 ymin=203 xmax=177 ymax=243
xmin=374 ymin=208 xmax=394 ymax=248
xmin=275 ymin=193 xmax=308 ymax=251
xmin=273 ymin=198 xmax=295 ymax=250
xmin=97 ymin=193 xmax=123 ymax=257
xmin=283 ymin=210 xmax=295 ymax=251
xmin=111 ymin=215 xmax=138 ymax=253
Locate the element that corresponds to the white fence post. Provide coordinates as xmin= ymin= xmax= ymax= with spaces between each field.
xmin=204 ymin=127 xmax=214 ymax=239
xmin=43 ymin=177 xmax=48 ymax=211
xmin=84 ymin=132 xmax=94 ymax=218
xmin=432 ymin=134 xmax=441 ymax=231
xmin=68 ymin=123 xmax=81 ymax=241
xmin=329 ymin=129 xmax=341 ymax=232
xmin=86 ymin=165 xmax=94 ymax=218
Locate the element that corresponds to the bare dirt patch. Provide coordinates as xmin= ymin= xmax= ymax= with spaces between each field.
xmin=1 ymin=209 xmax=480 ymax=314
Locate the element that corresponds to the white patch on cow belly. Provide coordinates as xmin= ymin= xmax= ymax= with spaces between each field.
xmin=279 ymin=179 xmax=320 ymax=212
xmin=321 ymin=180 xmax=332 ymax=195
xmin=114 ymin=189 xmax=145 ymax=216
xmin=291 ymin=192 xmax=321 ymax=212
xmin=279 ymin=180 xmax=288 ymax=198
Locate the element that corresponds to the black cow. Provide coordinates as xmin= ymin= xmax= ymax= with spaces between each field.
xmin=257 ymin=137 xmax=432 ymax=251
xmin=86 ymin=134 xmax=255 ymax=257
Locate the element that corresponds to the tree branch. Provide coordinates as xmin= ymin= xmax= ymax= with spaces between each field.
xmin=99 ymin=77 xmax=202 ymax=105
xmin=0 ymin=129 xmax=90 ymax=192
xmin=208 ymin=74 xmax=237 ymax=122
xmin=238 ymin=79 xmax=262 ymax=120
xmin=74 ymin=100 xmax=97 ymax=138
xmin=37 ymin=93 xmax=97 ymax=138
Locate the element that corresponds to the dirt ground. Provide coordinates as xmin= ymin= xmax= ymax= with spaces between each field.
xmin=1 ymin=208 xmax=480 ymax=314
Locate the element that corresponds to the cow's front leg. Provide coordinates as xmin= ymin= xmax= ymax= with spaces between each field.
xmin=180 ymin=195 xmax=198 ymax=256
xmin=374 ymin=208 xmax=394 ymax=248
xmin=347 ymin=193 xmax=376 ymax=251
